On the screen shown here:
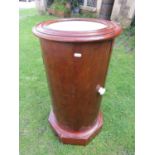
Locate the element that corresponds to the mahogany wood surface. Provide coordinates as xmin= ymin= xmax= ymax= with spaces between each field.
xmin=33 ymin=18 xmax=121 ymax=42
xmin=33 ymin=18 xmax=122 ymax=145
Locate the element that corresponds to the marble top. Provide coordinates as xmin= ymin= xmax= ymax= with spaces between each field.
xmin=46 ymin=21 xmax=107 ymax=31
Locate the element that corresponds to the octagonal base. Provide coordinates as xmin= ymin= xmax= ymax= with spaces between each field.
xmin=48 ymin=111 xmax=103 ymax=145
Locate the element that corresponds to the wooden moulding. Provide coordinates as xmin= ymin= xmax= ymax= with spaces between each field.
xmin=33 ymin=18 xmax=122 ymax=42
xmin=32 ymin=18 xmax=122 ymax=145
xmin=48 ymin=111 xmax=103 ymax=145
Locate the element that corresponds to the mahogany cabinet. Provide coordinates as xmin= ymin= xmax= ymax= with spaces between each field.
xmin=33 ymin=18 xmax=121 ymax=145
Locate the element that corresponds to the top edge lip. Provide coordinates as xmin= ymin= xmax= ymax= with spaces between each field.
xmin=32 ymin=18 xmax=122 ymax=42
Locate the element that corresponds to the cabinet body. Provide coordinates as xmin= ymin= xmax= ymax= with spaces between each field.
xmin=33 ymin=18 xmax=121 ymax=145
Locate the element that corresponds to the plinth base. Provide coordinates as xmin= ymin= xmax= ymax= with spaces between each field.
xmin=48 ymin=111 xmax=103 ymax=145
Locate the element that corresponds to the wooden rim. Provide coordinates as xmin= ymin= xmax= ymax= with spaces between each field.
xmin=32 ymin=18 xmax=122 ymax=42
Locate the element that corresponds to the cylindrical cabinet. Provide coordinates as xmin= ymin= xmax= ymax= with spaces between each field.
xmin=33 ymin=18 xmax=121 ymax=145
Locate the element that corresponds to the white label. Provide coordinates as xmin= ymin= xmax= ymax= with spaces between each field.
xmin=74 ymin=53 xmax=82 ymax=58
